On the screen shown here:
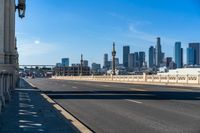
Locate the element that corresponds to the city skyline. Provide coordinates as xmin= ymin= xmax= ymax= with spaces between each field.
xmin=16 ymin=0 xmax=200 ymax=65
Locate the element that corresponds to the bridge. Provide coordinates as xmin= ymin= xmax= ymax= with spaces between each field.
xmin=1 ymin=0 xmax=200 ymax=133
xmin=19 ymin=65 xmax=55 ymax=68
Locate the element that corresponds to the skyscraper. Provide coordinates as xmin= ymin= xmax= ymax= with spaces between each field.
xmin=149 ymin=46 xmax=155 ymax=68
xmin=128 ymin=53 xmax=134 ymax=71
xmin=133 ymin=52 xmax=139 ymax=71
xmin=174 ymin=42 xmax=183 ymax=68
xmin=83 ymin=60 xmax=89 ymax=67
xmin=189 ymin=43 xmax=200 ymax=65
xmin=155 ymin=37 xmax=162 ymax=67
xmin=61 ymin=58 xmax=69 ymax=67
xmin=187 ymin=47 xmax=195 ymax=65
xmin=103 ymin=53 xmax=108 ymax=69
xmin=123 ymin=46 xmax=130 ymax=68
xmin=165 ymin=57 xmax=172 ymax=68
xmin=139 ymin=51 xmax=145 ymax=68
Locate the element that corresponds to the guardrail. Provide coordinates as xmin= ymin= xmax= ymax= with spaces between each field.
xmin=52 ymin=74 xmax=200 ymax=86
xmin=0 ymin=72 xmax=14 ymax=112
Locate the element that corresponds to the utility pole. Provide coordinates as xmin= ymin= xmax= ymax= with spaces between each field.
xmin=80 ymin=54 xmax=83 ymax=76
xmin=112 ymin=42 xmax=116 ymax=75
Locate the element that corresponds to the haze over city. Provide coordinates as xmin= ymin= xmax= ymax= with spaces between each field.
xmin=16 ymin=0 xmax=200 ymax=65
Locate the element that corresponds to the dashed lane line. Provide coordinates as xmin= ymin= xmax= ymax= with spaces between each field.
xmin=125 ymin=99 xmax=143 ymax=104
xmin=129 ymin=88 xmax=147 ymax=91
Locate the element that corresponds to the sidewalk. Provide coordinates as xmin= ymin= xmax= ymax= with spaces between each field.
xmin=0 ymin=80 xmax=76 ymax=133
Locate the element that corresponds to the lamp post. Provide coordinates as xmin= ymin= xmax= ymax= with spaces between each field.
xmin=112 ymin=42 xmax=116 ymax=75
xmin=16 ymin=0 xmax=26 ymax=19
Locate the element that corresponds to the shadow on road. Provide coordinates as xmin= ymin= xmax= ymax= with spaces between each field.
xmin=44 ymin=90 xmax=200 ymax=100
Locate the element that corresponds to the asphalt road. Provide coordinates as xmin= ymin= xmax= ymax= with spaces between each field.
xmin=25 ymin=78 xmax=200 ymax=133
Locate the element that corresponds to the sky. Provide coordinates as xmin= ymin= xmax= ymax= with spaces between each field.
xmin=16 ymin=0 xmax=200 ymax=66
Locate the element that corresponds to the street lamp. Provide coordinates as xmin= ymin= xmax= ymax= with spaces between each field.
xmin=16 ymin=0 xmax=26 ymax=19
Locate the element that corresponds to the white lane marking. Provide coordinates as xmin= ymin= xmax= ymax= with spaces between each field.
xmin=72 ymin=86 xmax=78 ymax=89
xmin=130 ymin=88 xmax=147 ymax=91
xmin=41 ymin=94 xmax=92 ymax=133
xmin=126 ymin=99 xmax=142 ymax=104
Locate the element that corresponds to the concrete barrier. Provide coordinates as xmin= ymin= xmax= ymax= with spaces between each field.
xmin=52 ymin=74 xmax=200 ymax=86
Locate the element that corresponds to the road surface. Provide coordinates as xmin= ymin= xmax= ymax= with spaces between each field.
xmin=26 ymin=78 xmax=200 ymax=133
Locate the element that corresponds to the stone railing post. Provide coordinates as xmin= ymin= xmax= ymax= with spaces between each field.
xmin=186 ymin=74 xmax=189 ymax=84
xmin=176 ymin=74 xmax=178 ymax=84
xmin=167 ymin=75 xmax=169 ymax=84
xmin=143 ymin=73 xmax=147 ymax=82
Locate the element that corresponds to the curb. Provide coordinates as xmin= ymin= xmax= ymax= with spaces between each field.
xmin=25 ymin=79 xmax=93 ymax=133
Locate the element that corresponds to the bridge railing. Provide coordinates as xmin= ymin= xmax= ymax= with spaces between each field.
xmin=0 ymin=72 xmax=14 ymax=113
xmin=52 ymin=74 xmax=200 ymax=86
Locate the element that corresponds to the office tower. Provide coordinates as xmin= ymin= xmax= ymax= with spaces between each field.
xmin=91 ymin=63 xmax=101 ymax=74
xmin=181 ymin=48 xmax=183 ymax=67
xmin=165 ymin=57 xmax=172 ymax=68
xmin=123 ymin=46 xmax=130 ymax=68
xmin=189 ymin=43 xmax=200 ymax=65
xmin=128 ymin=53 xmax=134 ymax=71
xmin=103 ymin=53 xmax=108 ymax=69
xmin=133 ymin=52 xmax=139 ymax=71
xmin=139 ymin=51 xmax=145 ymax=68
xmin=83 ymin=60 xmax=89 ymax=67
xmin=149 ymin=46 xmax=155 ymax=68
xmin=174 ymin=42 xmax=183 ymax=68
xmin=155 ymin=37 xmax=162 ymax=67
xmin=187 ymin=48 xmax=195 ymax=65
xmin=61 ymin=58 xmax=69 ymax=67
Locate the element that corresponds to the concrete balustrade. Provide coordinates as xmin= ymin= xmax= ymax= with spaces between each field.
xmin=52 ymin=74 xmax=200 ymax=86
xmin=0 ymin=72 xmax=14 ymax=112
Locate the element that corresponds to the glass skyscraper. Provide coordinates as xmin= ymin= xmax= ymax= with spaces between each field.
xmin=156 ymin=37 xmax=162 ymax=67
xmin=149 ymin=46 xmax=155 ymax=68
xmin=174 ymin=42 xmax=183 ymax=68
xmin=189 ymin=43 xmax=200 ymax=65
xmin=187 ymin=48 xmax=195 ymax=65
xmin=123 ymin=46 xmax=130 ymax=68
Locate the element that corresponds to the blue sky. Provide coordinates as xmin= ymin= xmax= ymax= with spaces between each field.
xmin=16 ymin=0 xmax=200 ymax=66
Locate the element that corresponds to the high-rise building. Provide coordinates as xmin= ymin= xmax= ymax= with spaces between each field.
xmin=103 ymin=53 xmax=108 ymax=69
xmin=189 ymin=43 xmax=200 ymax=65
xmin=174 ymin=42 xmax=183 ymax=68
xmin=61 ymin=58 xmax=69 ymax=67
xmin=139 ymin=51 xmax=145 ymax=68
xmin=133 ymin=52 xmax=139 ymax=71
xmin=187 ymin=47 xmax=195 ymax=65
xmin=83 ymin=60 xmax=89 ymax=67
xmin=181 ymin=48 xmax=183 ymax=67
xmin=165 ymin=57 xmax=172 ymax=68
xmin=155 ymin=37 xmax=162 ymax=67
xmin=128 ymin=53 xmax=134 ymax=71
xmin=123 ymin=46 xmax=130 ymax=68
xmin=149 ymin=46 xmax=155 ymax=68
xmin=91 ymin=63 xmax=101 ymax=74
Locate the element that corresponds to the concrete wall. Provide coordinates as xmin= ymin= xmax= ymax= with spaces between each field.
xmin=52 ymin=74 xmax=200 ymax=86
xmin=0 ymin=0 xmax=18 ymax=113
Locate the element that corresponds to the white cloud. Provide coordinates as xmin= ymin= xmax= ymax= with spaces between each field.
xmin=18 ymin=41 xmax=57 ymax=57
xmin=34 ymin=40 xmax=40 ymax=44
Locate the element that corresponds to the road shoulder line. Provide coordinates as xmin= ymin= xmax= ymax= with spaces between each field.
xmin=25 ymin=79 xmax=93 ymax=133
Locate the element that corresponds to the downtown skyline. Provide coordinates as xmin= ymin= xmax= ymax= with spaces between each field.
xmin=16 ymin=0 xmax=200 ymax=65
